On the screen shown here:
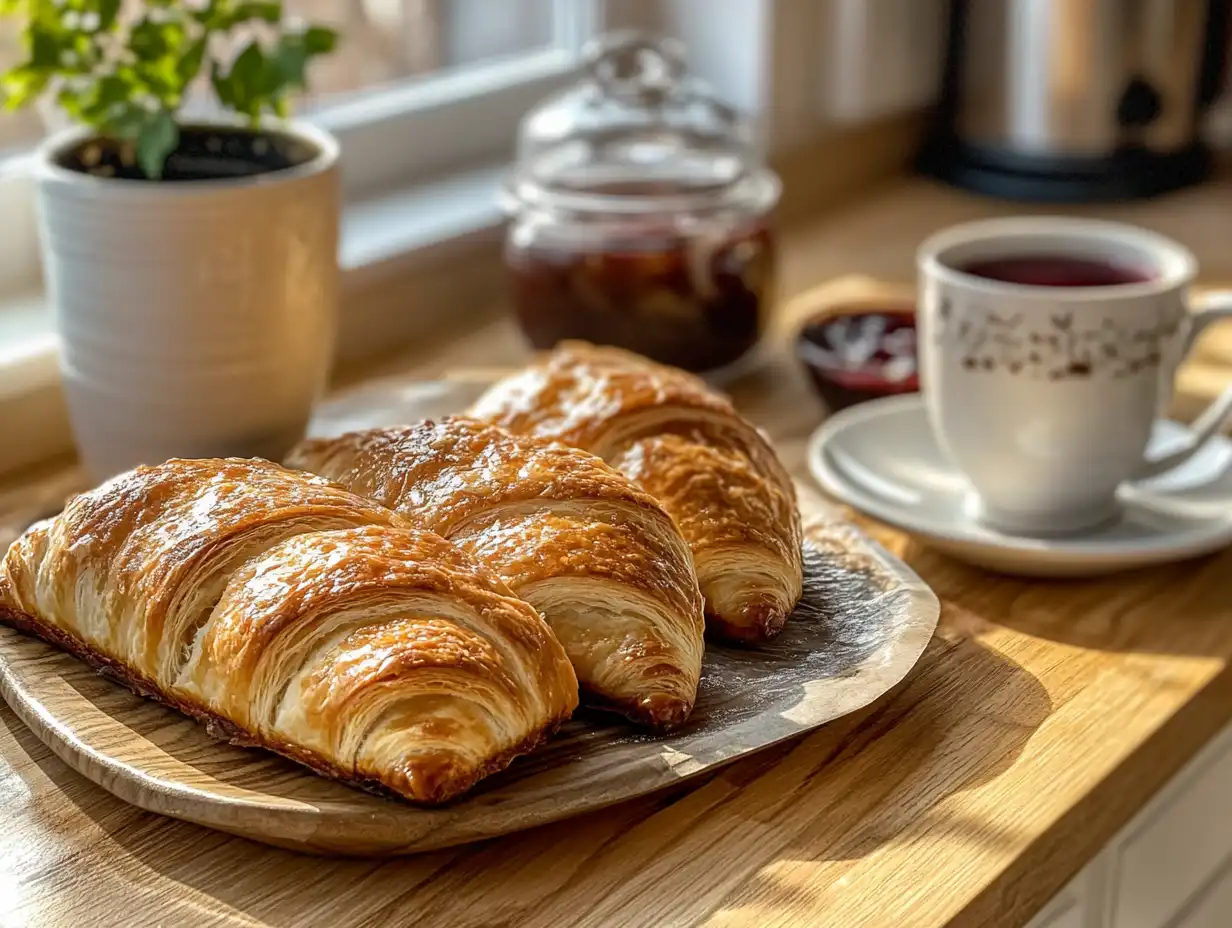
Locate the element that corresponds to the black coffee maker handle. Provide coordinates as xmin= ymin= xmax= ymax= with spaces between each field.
xmin=1199 ymin=0 xmax=1231 ymax=107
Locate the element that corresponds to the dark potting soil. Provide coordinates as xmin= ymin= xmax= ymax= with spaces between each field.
xmin=53 ymin=125 xmax=321 ymax=182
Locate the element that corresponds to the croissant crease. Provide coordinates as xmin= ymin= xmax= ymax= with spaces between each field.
xmin=286 ymin=417 xmax=705 ymax=729
xmin=468 ymin=342 xmax=804 ymax=643
xmin=0 ymin=458 xmax=578 ymax=804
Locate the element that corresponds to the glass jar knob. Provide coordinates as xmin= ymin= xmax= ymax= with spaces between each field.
xmin=583 ymin=32 xmax=688 ymax=106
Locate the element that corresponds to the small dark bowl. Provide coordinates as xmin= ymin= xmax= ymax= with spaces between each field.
xmin=795 ymin=300 xmax=919 ymax=412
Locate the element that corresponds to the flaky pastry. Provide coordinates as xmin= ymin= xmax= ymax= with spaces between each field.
xmin=0 ymin=458 xmax=578 ymax=803
xmin=469 ymin=342 xmax=803 ymax=642
xmin=288 ymin=418 xmax=705 ymax=729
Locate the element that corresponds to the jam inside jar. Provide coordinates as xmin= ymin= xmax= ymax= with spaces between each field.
xmin=503 ymin=32 xmax=781 ymax=374
xmin=507 ymin=213 xmax=776 ymax=373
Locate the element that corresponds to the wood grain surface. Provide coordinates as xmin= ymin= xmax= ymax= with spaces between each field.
xmin=0 ymin=483 xmax=938 ymax=855
xmin=1 ymin=177 xmax=1231 ymax=927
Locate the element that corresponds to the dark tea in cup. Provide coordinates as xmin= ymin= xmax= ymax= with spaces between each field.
xmin=959 ymin=255 xmax=1156 ymax=288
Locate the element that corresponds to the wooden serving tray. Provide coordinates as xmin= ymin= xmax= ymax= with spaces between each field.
xmin=0 ymin=380 xmax=940 ymax=856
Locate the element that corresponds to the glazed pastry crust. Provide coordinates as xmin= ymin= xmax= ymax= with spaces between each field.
xmin=0 ymin=458 xmax=578 ymax=804
xmin=287 ymin=418 xmax=705 ymax=729
xmin=469 ymin=342 xmax=804 ymax=642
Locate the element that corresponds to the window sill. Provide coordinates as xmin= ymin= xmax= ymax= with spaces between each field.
xmin=0 ymin=164 xmax=509 ymax=474
xmin=0 ymin=291 xmax=57 ymax=402
xmin=341 ymin=164 xmax=504 ymax=274
xmin=0 ymin=110 xmax=933 ymax=476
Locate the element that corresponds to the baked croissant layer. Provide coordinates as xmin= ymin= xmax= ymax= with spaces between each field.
xmin=0 ymin=458 xmax=579 ymax=804
xmin=287 ymin=417 xmax=706 ymax=729
xmin=469 ymin=342 xmax=804 ymax=643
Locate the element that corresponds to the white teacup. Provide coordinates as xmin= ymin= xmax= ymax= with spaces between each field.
xmin=917 ymin=217 xmax=1232 ymax=536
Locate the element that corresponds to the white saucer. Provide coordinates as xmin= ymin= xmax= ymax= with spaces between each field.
xmin=807 ymin=395 xmax=1232 ymax=578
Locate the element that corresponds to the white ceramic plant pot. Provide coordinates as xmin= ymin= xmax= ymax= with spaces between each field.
xmin=35 ymin=121 xmax=340 ymax=480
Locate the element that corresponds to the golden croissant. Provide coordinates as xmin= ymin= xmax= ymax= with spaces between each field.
xmin=0 ymin=458 xmax=578 ymax=804
xmin=286 ymin=417 xmax=706 ymax=729
xmin=469 ymin=342 xmax=804 ymax=643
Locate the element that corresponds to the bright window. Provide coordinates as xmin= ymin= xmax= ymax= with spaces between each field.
xmin=0 ymin=0 xmax=604 ymax=297
xmin=309 ymin=0 xmax=600 ymax=195
xmin=0 ymin=0 xmax=599 ymax=186
xmin=302 ymin=0 xmax=561 ymax=105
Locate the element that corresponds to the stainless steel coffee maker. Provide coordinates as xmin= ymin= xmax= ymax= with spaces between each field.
xmin=920 ymin=0 xmax=1231 ymax=201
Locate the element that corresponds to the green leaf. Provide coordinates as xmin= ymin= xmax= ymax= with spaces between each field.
xmin=230 ymin=41 xmax=265 ymax=88
xmin=71 ymin=31 xmax=95 ymax=61
xmin=0 ymin=64 xmax=50 ymax=110
xmin=265 ymin=26 xmax=336 ymax=102
xmin=56 ymin=83 xmax=88 ymax=119
xmin=0 ymin=0 xmax=335 ymax=131
xmin=136 ymin=110 xmax=178 ymax=179
xmin=96 ymin=0 xmax=122 ymax=31
xmin=59 ymin=73 xmax=134 ymax=122
xmin=28 ymin=23 xmax=63 ymax=68
xmin=129 ymin=16 xmax=185 ymax=61
xmin=176 ymin=37 xmax=207 ymax=88
xmin=198 ymin=1 xmax=283 ymax=30
xmin=302 ymin=26 xmax=337 ymax=55
xmin=234 ymin=2 xmax=281 ymax=25
xmin=93 ymin=74 xmax=130 ymax=108
xmin=226 ymin=40 xmax=265 ymax=119
xmin=191 ymin=0 xmax=223 ymax=27
xmin=269 ymin=34 xmax=308 ymax=88
xmin=137 ymin=53 xmax=179 ymax=98
xmin=107 ymin=101 xmax=151 ymax=139
xmin=29 ymin=0 xmax=62 ymax=29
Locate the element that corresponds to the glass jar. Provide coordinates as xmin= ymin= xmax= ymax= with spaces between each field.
xmin=502 ymin=32 xmax=782 ymax=374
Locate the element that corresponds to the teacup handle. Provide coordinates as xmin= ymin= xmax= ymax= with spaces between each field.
xmin=1138 ymin=291 xmax=1232 ymax=478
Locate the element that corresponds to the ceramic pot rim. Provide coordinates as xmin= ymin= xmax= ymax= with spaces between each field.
xmin=34 ymin=120 xmax=339 ymax=195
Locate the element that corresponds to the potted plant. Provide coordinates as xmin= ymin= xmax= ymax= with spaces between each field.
xmin=1 ymin=1 xmax=340 ymax=479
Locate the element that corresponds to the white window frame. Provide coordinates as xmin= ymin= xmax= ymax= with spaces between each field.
xmin=0 ymin=0 xmax=888 ymax=309
xmin=0 ymin=0 xmax=608 ymax=291
xmin=2 ymin=0 xmax=898 ymax=475
xmin=312 ymin=0 xmax=602 ymax=197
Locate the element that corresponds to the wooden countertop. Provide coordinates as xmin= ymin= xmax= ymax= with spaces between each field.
xmin=3 ymin=176 xmax=1232 ymax=928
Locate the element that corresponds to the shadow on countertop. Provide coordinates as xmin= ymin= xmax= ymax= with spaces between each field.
xmin=901 ymin=541 xmax=1232 ymax=656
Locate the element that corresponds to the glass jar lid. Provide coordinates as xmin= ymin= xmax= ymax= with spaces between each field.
xmin=505 ymin=31 xmax=780 ymax=219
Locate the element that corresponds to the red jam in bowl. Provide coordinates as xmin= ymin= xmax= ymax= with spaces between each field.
xmin=506 ymin=222 xmax=776 ymax=374
xmin=796 ymin=308 xmax=918 ymax=411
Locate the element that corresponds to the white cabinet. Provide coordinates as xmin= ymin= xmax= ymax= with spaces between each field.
xmin=1105 ymin=730 xmax=1232 ymax=928
xmin=1027 ymin=723 xmax=1232 ymax=928
xmin=1176 ymin=860 xmax=1232 ymax=928
xmin=1028 ymin=886 xmax=1085 ymax=928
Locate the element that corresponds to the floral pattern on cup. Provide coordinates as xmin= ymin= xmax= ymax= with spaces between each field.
xmin=934 ymin=297 xmax=1183 ymax=380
